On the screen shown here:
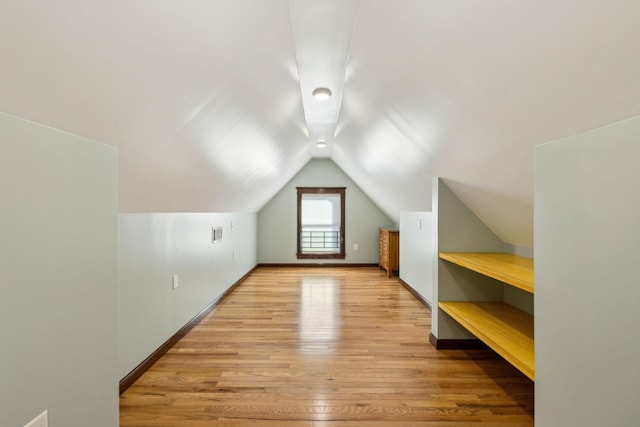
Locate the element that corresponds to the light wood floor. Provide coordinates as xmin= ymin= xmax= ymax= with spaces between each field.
xmin=120 ymin=267 xmax=534 ymax=426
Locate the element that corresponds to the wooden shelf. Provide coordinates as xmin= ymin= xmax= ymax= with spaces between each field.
xmin=439 ymin=301 xmax=534 ymax=381
xmin=439 ymin=252 xmax=534 ymax=293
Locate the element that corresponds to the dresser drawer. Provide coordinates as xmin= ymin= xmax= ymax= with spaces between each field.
xmin=378 ymin=228 xmax=399 ymax=278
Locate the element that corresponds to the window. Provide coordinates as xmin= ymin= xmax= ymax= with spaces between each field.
xmin=297 ymin=187 xmax=345 ymax=259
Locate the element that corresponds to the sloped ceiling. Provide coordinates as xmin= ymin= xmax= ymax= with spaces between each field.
xmin=2 ymin=1 xmax=640 ymax=247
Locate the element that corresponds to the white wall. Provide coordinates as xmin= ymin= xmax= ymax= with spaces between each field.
xmin=432 ymin=178 xmax=505 ymax=339
xmin=535 ymin=116 xmax=640 ymax=426
xmin=118 ymin=212 xmax=257 ymax=378
xmin=258 ymin=159 xmax=394 ymax=263
xmin=399 ymin=211 xmax=434 ymax=305
xmin=0 ymin=113 xmax=118 ymax=427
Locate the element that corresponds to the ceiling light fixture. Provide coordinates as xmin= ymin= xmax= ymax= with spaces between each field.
xmin=312 ymin=87 xmax=332 ymax=101
xmin=316 ymin=139 xmax=327 ymax=148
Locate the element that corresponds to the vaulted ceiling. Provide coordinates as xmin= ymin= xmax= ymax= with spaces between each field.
xmin=2 ymin=1 xmax=640 ymax=247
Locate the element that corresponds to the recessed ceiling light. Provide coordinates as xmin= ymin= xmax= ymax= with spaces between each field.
xmin=316 ymin=139 xmax=328 ymax=148
xmin=312 ymin=87 xmax=332 ymax=101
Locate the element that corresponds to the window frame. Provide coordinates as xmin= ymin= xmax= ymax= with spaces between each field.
xmin=296 ymin=187 xmax=346 ymax=260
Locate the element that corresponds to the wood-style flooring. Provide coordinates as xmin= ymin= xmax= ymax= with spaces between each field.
xmin=120 ymin=267 xmax=534 ymax=426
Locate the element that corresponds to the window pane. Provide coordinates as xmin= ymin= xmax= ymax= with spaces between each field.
xmin=301 ymin=195 xmax=340 ymax=226
xmin=300 ymin=194 xmax=341 ymax=253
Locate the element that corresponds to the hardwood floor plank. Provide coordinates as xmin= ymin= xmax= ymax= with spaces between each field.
xmin=120 ymin=267 xmax=533 ymax=426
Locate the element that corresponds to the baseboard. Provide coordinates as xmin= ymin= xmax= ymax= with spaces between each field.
xmin=119 ymin=265 xmax=258 ymax=395
xmin=398 ymin=279 xmax=432 ymax=311
xmin=258 ymin=263 xmax=379 ymax=268
xmin=429 ymin=333 xmax=488 ymax=350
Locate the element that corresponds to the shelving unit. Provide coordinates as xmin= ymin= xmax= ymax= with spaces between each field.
xmin=432 ymin=178 xmax=535 ymax=382
xmin=438 ymin=251 xmax=534 ymax=380
xmin=438 ymin=252 xmax=533 ymax=293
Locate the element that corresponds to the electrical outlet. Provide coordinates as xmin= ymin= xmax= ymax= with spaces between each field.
xmin=353 ymin=243 xmax=359 ymax=251
xmin=212 ymin=226 xmax=223 ymax=243
xmin=24 ymin=410 xmax=48 ymax=427
xmin=172 ymin=274 xmax=179 ymax=290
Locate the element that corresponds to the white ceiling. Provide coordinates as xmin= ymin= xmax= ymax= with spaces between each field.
xmin=2 ymin=1 xmax=640 ymax=246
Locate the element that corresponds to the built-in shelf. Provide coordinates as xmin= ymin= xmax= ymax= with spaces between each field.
xmin=433 ymin=180 xmax=535 ymax=382
xmin=439 ymin=252 xmax=534 ymax=293
xmin=439 ymin=301 xmax=535 ymax=381
xmin=438 ymin=251 xmax=535 ymax=381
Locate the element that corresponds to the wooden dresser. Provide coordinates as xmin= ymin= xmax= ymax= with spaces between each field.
xmin=378 ymin=228 xmax=399 ymax=278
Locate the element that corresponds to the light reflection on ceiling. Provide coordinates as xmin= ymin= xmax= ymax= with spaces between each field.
xmin=2 ymin=1 xmax=640 ymax=245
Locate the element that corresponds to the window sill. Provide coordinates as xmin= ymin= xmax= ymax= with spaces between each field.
xmin=297 ymin=253 xmax=346 ymax=260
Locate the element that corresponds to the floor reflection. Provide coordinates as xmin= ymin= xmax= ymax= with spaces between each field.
xmin=299 ymin=277 xmax=340 ymax=351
